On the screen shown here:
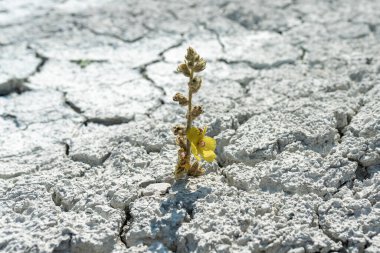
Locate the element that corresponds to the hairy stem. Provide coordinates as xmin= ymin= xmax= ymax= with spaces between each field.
xmin=186 ymin=70 xmax=194 ymax=162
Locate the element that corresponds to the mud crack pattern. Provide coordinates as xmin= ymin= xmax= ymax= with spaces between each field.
xmin=0 ymin=0 xmax=379 ymax=252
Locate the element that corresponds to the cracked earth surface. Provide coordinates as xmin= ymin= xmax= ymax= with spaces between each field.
xmin=1 ymin=0 xmax=380 ymax=252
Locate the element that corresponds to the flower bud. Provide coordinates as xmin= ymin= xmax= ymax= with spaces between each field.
xmin=189 ymin=76 xmax=202 ymax=93
xmin=185 ymin=47 xmax=199 ymax=62
xmin=173 ymin=92 xmax=188 ymax=106
xmin=177 ymin=63 xmax=191 ymax=77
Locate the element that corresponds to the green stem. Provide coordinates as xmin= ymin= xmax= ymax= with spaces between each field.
xmin=186 ymin=70 xmax=194 ymax=163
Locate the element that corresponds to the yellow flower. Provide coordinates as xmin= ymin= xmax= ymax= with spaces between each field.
xmin=187 ymin=126 xmax=216 ymax=162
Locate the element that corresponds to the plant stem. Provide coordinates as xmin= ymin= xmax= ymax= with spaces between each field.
xmin=186 ymin=70 xmax=194 ymax=162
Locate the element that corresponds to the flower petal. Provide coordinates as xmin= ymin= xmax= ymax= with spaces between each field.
xmin=187 ymin=126 xmax=201 ymax=144
xmin=202 ymin=136 xmax=216 ymax=151
xmin=191 ymin=142 xmax=201 ymax=160
xmin=201 ymin=150 xmax=216 ymax=162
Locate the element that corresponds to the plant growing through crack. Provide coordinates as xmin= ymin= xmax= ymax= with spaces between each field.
xmin=173 ymin=47 xmax=217 ymax=179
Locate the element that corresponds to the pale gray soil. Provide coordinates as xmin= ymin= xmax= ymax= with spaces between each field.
xmin=0 ymin=0 xmax=379 ymax=252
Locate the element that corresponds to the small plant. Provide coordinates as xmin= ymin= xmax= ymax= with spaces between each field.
xmin=173 ymin=47 xmax=217 ymax=179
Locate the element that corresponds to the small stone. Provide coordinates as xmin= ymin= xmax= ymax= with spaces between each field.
xmin=288 ymin=247 xmax=305 ymax=253
xmin=142 ymin=183 xmax=171 ymax=196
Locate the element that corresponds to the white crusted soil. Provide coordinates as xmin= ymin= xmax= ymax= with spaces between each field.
xmin=1 ymin=0 xmax=380 ymax=252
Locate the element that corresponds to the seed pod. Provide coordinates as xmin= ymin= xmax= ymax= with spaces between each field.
xmin=193 ymin=58 xmax=206 ymax=72
xmin=173 ymin=92 xmax=188 ymax=106
xmin=177 ymin=63 xmax=191 ymax=77
xmin=176 ymin=136 xmax=187 ymax=149
xmin=190 ymin=105 xmax=204 ymax=119
xmin=189 ymin=76 xmax=202 ymax=93
xmin=178 ymin=149 xmax=187 ymax=160
xmin=174 ymin=164 xmax=187 ymax=179
xmin=172 ymin=124 xmax=186 ymax=136
xmin=187 ymin=161 xmax=205 ymax=177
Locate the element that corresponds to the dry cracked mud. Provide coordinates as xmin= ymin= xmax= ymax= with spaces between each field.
xmin=1 ymin=0 xmax=380 ymax=252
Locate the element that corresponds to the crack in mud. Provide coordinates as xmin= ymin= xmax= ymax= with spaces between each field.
xmin=119 ymin=207 xmax=133 ymax=248
xmin=217 ymin=58 xmax=296 ymax=70
xmin=199 ymin=22 xmax=226 ymax=52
